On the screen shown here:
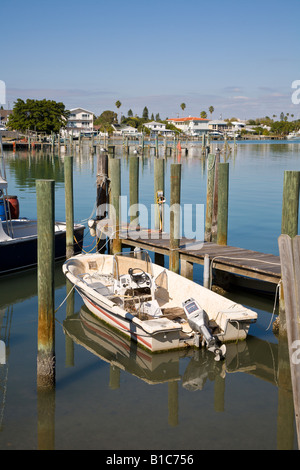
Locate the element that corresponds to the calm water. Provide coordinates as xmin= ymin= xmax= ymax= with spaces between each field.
xmin=0 ymin=140 xmax=300 ymax=450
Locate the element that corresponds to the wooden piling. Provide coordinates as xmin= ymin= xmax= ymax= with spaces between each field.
xmin=96 ymin=152 xmax=108 ymax=252
xmin=180 ymin=259 xmax=193 ymax=280
xmin=217 ymin=162 xmax=229 ymax=245
xmin=154 ymin=158 xmax=165 ymax=231
xmin=169 ymin=163 xmax=181 ymax=273
xmin=129 ymin=156 xmax=139 ymax=226
xmin=203 ymin=254 xmax=211 ymax=288
xmin=205 ymin=153 xmax=215 ymax=242
xmin=109 ymin=157 xmax=121 ymax=254
xmin=278 ymin=234 xmax=300 ymax=448
xmin=36 ymin=179 xmax=55 ymax=388
xmin=211 ymin=150 xmax=220 ymax=242
xmin=281 ymin=171 xmax=300 ymax=237
xmin=64 ymin=156 xmax=74 ymax=259
xmin=155 ymin=135 xmax=159 ymax=157
xmin=279 ymin=170 xmax=300 ymax=337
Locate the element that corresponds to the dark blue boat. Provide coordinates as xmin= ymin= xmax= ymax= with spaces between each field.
xmin=0 ymin=218 xmax=85 ymax=275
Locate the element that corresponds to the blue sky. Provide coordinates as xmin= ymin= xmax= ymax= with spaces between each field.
xmin=1 ymin=0 xmax=299 ymax=120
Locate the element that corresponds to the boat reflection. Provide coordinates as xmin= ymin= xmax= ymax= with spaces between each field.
xmin=63 ymin=306 xmax=265 ymax=390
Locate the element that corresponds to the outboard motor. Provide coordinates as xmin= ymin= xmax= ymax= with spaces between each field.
xmin=182 ymin=298 xmax=226 ymax=361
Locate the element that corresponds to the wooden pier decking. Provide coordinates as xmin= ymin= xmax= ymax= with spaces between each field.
xmin=118 ymin=227 xmax=281 ymax=287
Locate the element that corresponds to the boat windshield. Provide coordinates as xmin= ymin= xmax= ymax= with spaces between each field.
xmin=113 ymin=250 xmax=153 ymax=280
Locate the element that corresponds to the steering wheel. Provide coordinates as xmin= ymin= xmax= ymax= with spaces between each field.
xmin=128 ymin=268 xmax=151 ymax=286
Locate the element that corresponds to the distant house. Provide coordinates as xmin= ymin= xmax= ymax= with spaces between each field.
xmin=208 ymin=120 xmax=231 ymax=134
xmin=0 ymin=109 xmax=12 ymax=129
xmin=64 ymin=108 xmax=94 ymax=136
xmin=167 ymin=117 xmax=210 ymax=136
xmin=112 ymin=124 xmax=140 ymax=136
xmin=143 ymin=121 xmax=173 ymax=136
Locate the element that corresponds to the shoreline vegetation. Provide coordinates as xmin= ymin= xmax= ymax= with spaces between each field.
xmin=1 ymin=99 xmax=300 ymax=139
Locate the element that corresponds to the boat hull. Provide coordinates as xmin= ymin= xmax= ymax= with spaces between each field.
xmin=78 ymin=289 xmax=184 ymax=352
xmin=0 ymin=221 xmax=85 ymax=275
xmin=63 ymin=252 xmax=257 ymax=353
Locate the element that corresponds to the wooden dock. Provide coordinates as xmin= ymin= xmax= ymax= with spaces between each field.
xmin=118 ymin=226 xmax=281 ymax=288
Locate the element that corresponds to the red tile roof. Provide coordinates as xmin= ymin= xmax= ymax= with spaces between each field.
xmin=168 ymin=117 xmax=209 ymax=122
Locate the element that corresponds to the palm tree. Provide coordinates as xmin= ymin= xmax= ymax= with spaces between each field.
xmin=180 ymin=103 xmax=186 ymax=115
xmin=115 ymin=100 xmax=122 ymax=122
xmin=209 ymin=106 xmax=214 ymax=118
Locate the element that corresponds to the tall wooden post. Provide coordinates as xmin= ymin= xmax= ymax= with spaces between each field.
xmin=129 ymin=155 xmax=139 ymax=227
xmin=154 ymin=158 xmax=165 ymax=231
xmin=205 ymin=153 xmax=215 ymax=242
xmin=211 ymin=150 xmax=220 ymax=242
xmin=170 ymin=163 xmax=181 ymax=273
xmin=281 ymin=171 xmax=300 ymax=237
xmin=64 ymin=156 xmax=74 ymax=259
xmin=278 ymin=234 xmax=300 ymax=448
xmin=96 ymin=152 xmax=108 ymax=252
xmin=36 ymin=179 xmax=55 ymax=388
xmin=155 ymin=134 xmax=159 ymax=157
xmin=141 ymin=133 xmax=144 ymax=154
xmin=109 ymin=157 xmax=121 ymax=254
xmin=217 ymin=162 xmax=229 ymax=245
xmin=280 ymin=170 xmax=300 ymax=331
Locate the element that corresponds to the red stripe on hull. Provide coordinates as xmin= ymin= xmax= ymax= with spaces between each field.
xmin=83 ymin=294 xmax=153 ymax=350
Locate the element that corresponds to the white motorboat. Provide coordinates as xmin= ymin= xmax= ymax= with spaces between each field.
xmin=287 ymin=131 xmax=300 ymax=140
xmin=62 ymin=250 xmax=257 ymax=359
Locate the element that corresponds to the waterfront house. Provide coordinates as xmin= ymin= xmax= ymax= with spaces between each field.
xmin=167 ymin=117 xmax=210 ymax=136
xmin=112 ymin=124 xmax=141 ymax=136
xmin=143 ymin=121 xmax=174 ymax=136
xmin=0 ymin=109 xmax=12 ymax=129
xmin=64 ymin=108 xmax=94 ymax=137
xmin=208 ymin=120 xmax=231 ymax=134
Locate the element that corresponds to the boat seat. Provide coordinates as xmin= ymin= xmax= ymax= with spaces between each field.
xmin=81 ymin=273 xmax=113 ymax=296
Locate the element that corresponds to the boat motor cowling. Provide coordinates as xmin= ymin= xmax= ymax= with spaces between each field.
xmin=182 ymin=298 xmax=226 ymax=361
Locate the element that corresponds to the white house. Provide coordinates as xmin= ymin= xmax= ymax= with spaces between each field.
xmin=167 ymin=117 xmax=210 ymax=136
xmin=231 ymin=121 xmax=246 ymax=131
xmin=143 ymin=121 xmax=173 ymax=136
xmin=0 ymin=109 xmax=12 ymax=129
xmin=64 ymin=108 xmax=94 ymax=136
xmin=112 ymin=124 xmax=140 ymax=136
xmin=208 ymin=120 xmax=231 ymax=134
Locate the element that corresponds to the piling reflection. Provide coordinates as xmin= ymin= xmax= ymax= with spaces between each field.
xmin=1 ymin=141 xmax=300 ymax=449
xmin=61 ymin=305 xmax=295 ymax=449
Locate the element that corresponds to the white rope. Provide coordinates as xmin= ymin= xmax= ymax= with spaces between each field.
xmin=265 ymin=279 xmax=282 ymax=331
xmin=208 ymin=254 xmax=282 ymax=331
xmin=54 ymin=283 xmax=76 ymax=314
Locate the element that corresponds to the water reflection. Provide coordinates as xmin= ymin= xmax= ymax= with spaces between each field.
xmin=1 ymin=141 xmax=300 ymax=449
xmin=63 ymin=306 xmax=277 ymax=392
xmin=60 ymin=305 xmax=295 ymax=449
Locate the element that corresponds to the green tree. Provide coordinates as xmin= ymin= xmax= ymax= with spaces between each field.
xmin=180 ymin=103 xmax=186 ymax=114
xmin=94 ymin=110 xmax=118 ymax=131
xmin=200 ymin=111 xmax=207 ymax=119
xmin=127 ymin=109 xmax=133 ymax=117
xmin=209 ymin=106 xmax=214 ymax=117
xmin=142 ymin=106 xmax=149 ymax=120
xmin=7 ymin=98 xmax=69 ymax=134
